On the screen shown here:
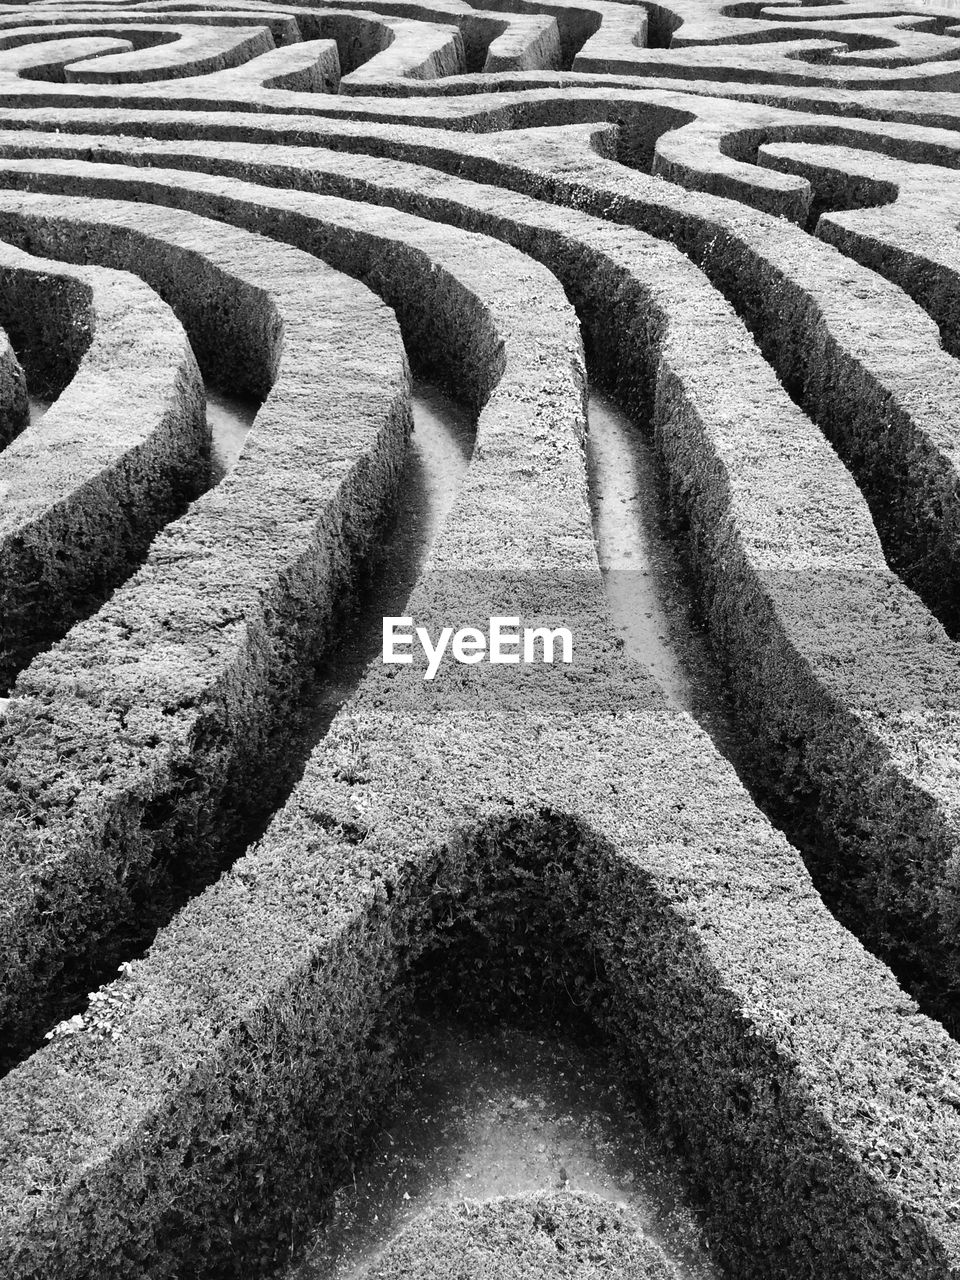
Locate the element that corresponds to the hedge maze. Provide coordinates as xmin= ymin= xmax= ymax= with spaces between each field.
xmin=1 ymin=0 xmax=960 ymax=1275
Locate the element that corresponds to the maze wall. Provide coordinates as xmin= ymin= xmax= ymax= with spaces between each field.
xmin=1 ymin=0 xmax=960 ymax=1274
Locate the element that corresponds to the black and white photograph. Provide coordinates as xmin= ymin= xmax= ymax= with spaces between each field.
xmin=0 ymin=0 xmax=958 ymax=1274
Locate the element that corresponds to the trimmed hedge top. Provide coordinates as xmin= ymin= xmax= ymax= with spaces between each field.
xmin=360 ymin=1192 xmax=681 ymax=1279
